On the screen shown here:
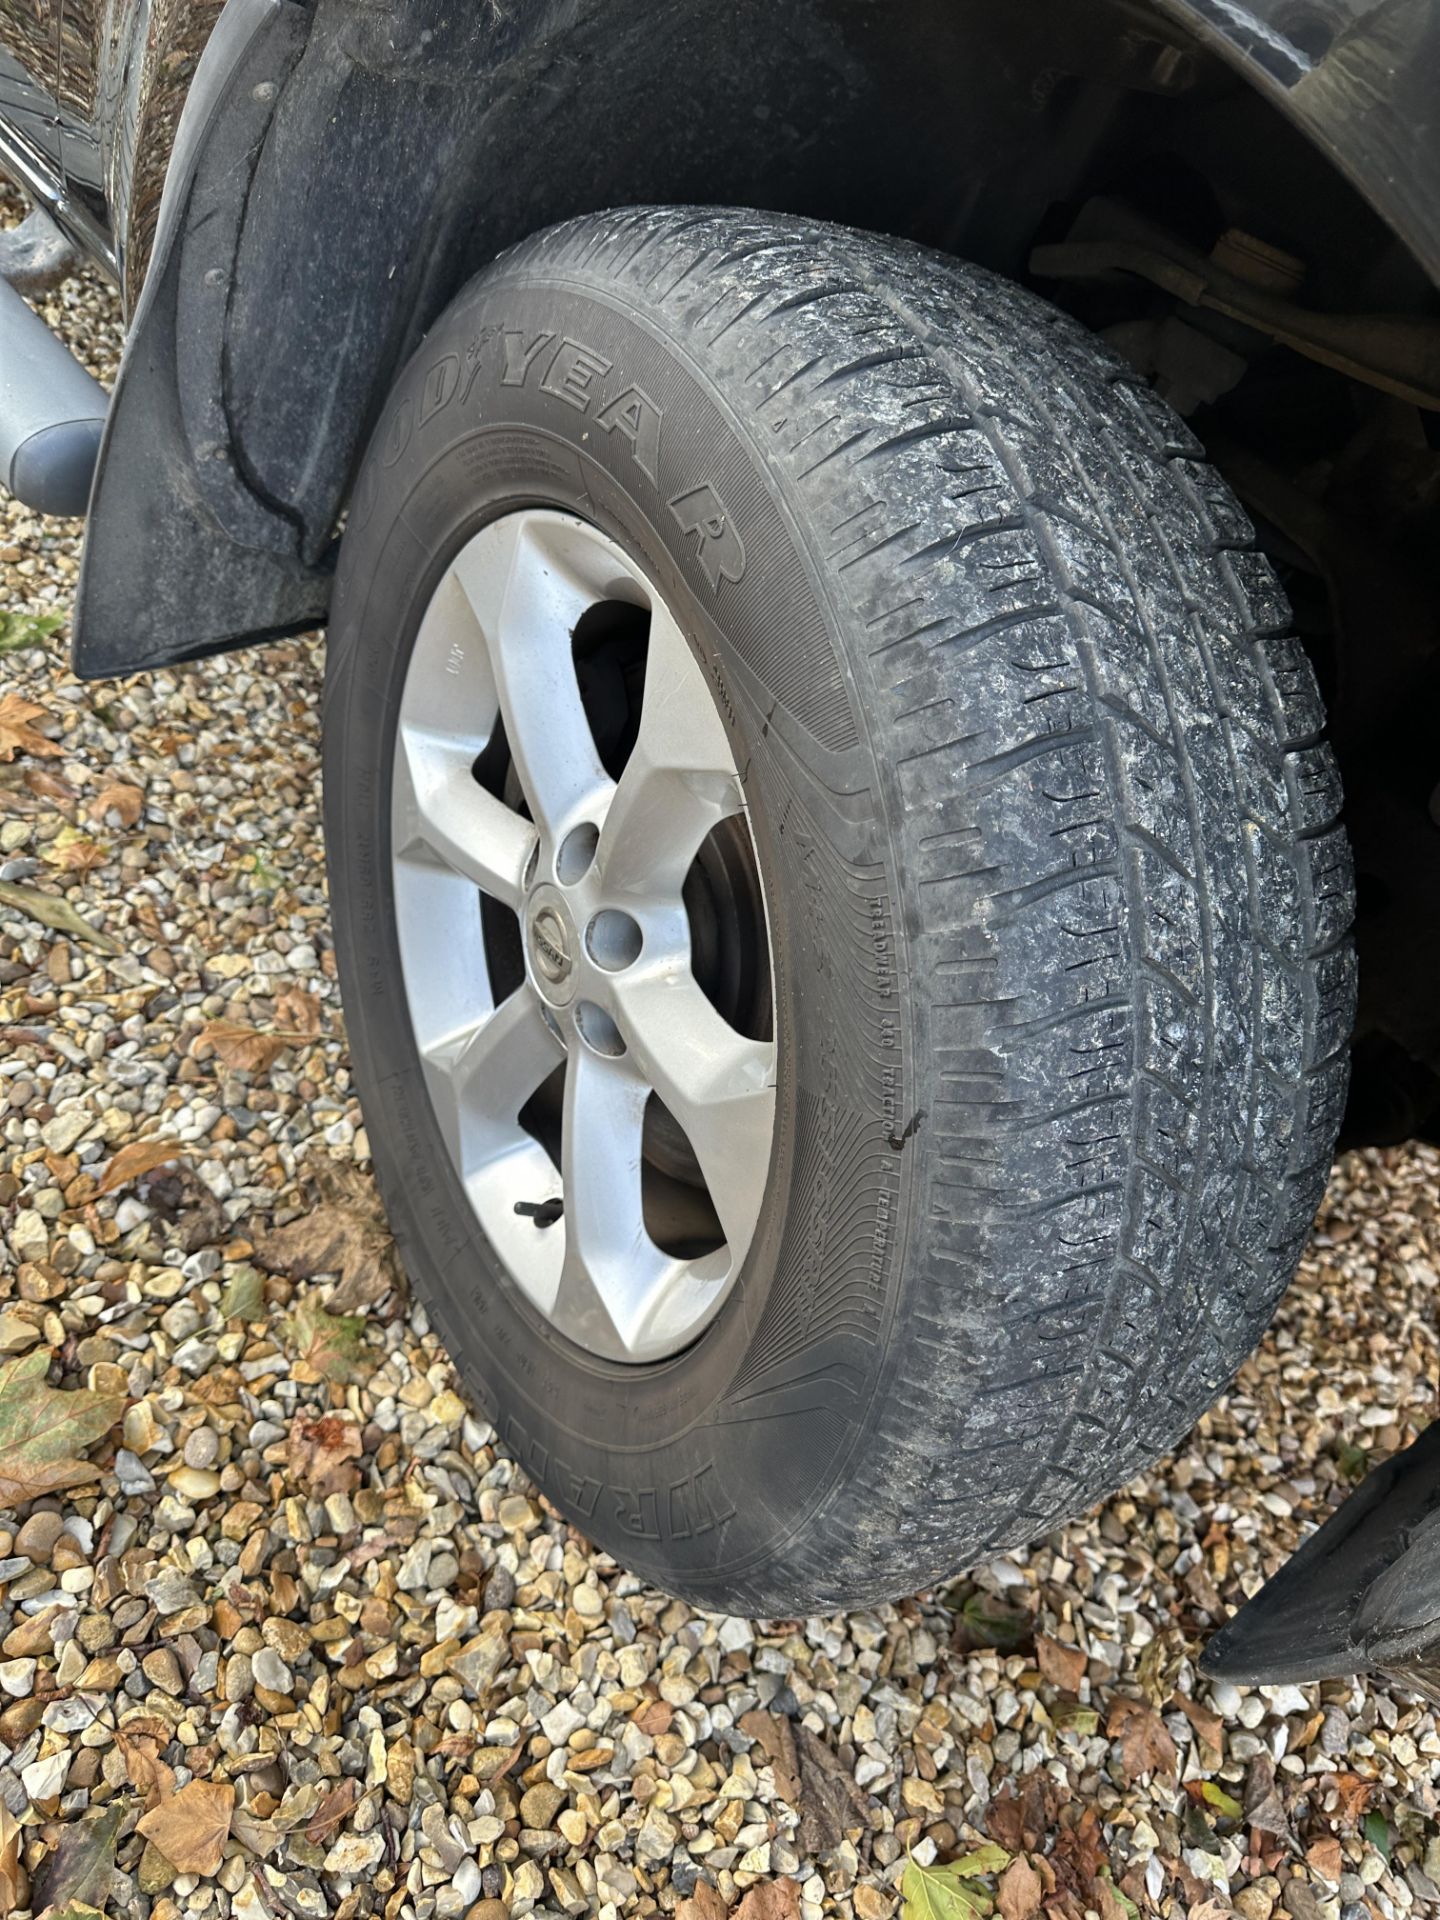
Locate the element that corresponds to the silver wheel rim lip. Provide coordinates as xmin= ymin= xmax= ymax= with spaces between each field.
xmin=389 ymin=508 xmax=778 ymax=1364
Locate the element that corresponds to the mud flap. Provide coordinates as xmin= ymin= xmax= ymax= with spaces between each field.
xmin=1202 ymin=1419 xmax=1440 ymax=1689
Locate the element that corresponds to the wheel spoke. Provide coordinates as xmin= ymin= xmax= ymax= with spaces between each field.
xmin=451 ymin=515 xmax=612 ymax=842
xmin=425 ymin=985 xmax=563 ymax=1171
xmin=597 ymin=603 xmax=744 ymax=899
xmin=553 ymin=1046 xmax=672 ymax=1357
xmin=394 ymin=722 xmax=537 ymax=908
xmin=611 ymin=966 xmax=775 ymax=1260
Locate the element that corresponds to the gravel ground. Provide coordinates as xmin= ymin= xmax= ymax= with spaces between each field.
xmin=1 ymin=185 xmax=1438 ymax=1920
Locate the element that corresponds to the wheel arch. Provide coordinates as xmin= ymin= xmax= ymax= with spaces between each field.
xmin=73 ymin=0 xmax=1440 ymax=680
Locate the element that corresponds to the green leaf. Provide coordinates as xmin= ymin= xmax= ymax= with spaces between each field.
xmin=34 ymin=1801 xmax=123 ymax=1911
xmin=243 ymin=849 xmax=284 ymax=892
xmin=951 ymin=1588 xmax=1033 ymax=1652
xmin=948 ymin=1847 xmax=1011 ymax=1877
xmin=1337 ymin=1442 xmax=1369 ymax=1481
xmin=1198 ymin=1781 xmax=1244 ymax=1819
xmin=0 ymin=611 xmax=64 ymax=655
xmin=284 ymin=1299 xmax=372 ymax=1384
xmin=901 ymin=1860 xmax=995 ymax=1920
xmin=0 ymin=1347 xmax=125 ymax=1505
xmin=1364 ymin=1809 xmax=1392 ymax=1861
xmin=1053 ymin=1700 xmax=1100 ymax=1736
xmin=1100 ymin=1869 xmax=1140 ymax=1920
xmin=220 ymin=1263 xmax=267 ymax=1322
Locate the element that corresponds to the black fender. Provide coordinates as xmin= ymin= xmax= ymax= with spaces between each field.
xmin=72 ymin=0 xmax=1440 ymax=677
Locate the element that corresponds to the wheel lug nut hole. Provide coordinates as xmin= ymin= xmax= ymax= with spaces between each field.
xmin=575 ymin=1001 xmax=625 ymax=1056
xmin=556 ymin=822 xmax=599 ymax=885
xmin=586 ymin=909 xmax=643 ymax=972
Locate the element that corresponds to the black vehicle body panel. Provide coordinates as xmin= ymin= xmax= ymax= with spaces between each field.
xmin=0 ymin=0 xmax=1434 ymax=672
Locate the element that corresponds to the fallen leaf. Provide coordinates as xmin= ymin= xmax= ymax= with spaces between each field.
xmin=284 ymin=1299 xmax=373 ymax=1385
xmin=986 ymin=1773 xmax=1064 ymax=1853
xmin=194 ymin=1019 xmax=309 ymax=1075
xmin=1035 ymin=1634 xmax=1087 ymax=1692
xmin=288 ymin=1412 xmax=364 ymax=1497
xmin=996 ymin=1856 xmax=1043 ymax=1920
xmin=1049 ymin=1806 xmax=1106 ymax=1911
xmin=739 ymin=1709 xmax=801 ymax=1806
xmin=88 ymin=782 xmax=145 ymax=826
xmin=273 ymin=985 xmax=321 ymax=1036
xmin=901 ymin=1856 xmax=994 ymax=1920
xmin=1243 ymin=1752 xmax=1293 ymax=1843
xmin=0 ymin=878 xmax=121 ymax=952
xmin=678 ymin=1884 xmax=730 ymax=1920
xmin=1329 ymin=1772 xmax=1376 ymax=1828
xmin=632 ymin=1699 xmax=673 ymax=1736
xmin=1185 ymin=1779 xmax=1243 ymax=1819
xmin=136 ymin=1778 xmax=235 ymax=1876
xmin=951 ymin=1587 xmax=1033 ymax=1654
xmin=0 ymin=692 xmax=62 ymax=761
xmin=0 ymin=1804 xmax=26 ymax=1914
xmin=114 ymin=1724 xmax=177 ymax=1809
xmin=44 ymin=830 xmax=108 ymax=873
xmin=96 ymin=1135 xmax=186 ymax=1195
xmin=0 ymin=1347 xmax=125 ymax=1505
xmin=1173 ymin=1692 xmax=1224 ymax=1766
xmin=1363 ymin=1808 xmax=1392 ymax=1861
xmin=0 ymin=610 xmax=64 ymax=655
xmin=1306 ymin=1835 xmax=1344 ymax=1881
xmin=1107 ymin=1696 xmax=1178 ymax=1783
xmin=951 ymin=1847 xmax=1010 ymax=1876
xmin=34 ymin=1800 xmax=123 ymax=1910
xmin=306 ymin=1776 xmax=360 ymax=1843
xmin=793 ymin=1720 xmax=870 ymax=1851
xmin=733 ymin=1881 xmax=802 ymax=1920
xmin=253 ymin=1191 xmax=400 ymax=1314
xmin=140 ymin=1164 xmax=227 ymax=1252
xmin=220 ymin=1264 xmax=267 ymax=1321
xmin=23 ymin=764 xmax=76 ymax=803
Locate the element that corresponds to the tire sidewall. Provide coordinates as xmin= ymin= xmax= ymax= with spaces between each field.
xmin=325 ymin=268 xmax=916 ymax=1602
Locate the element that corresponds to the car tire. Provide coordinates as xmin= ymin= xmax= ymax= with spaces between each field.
xmin=323 ymin=206 xmax=1355 ymax=1614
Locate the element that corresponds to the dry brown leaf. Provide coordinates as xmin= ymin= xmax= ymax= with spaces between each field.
xmin=678 ymin=1883 xmax=730 ymax=1920
xmin=739 ymin=1709 xmax=801 ymax=1806
xmin=1173 ymin=1691 xmax=1224 ymax=1766
xmin=0 ymin=1804 xmax=26 ymax=1915
xmin=136 ymin=1778 xmax=234 ymax=1876
xmin=733 ymin=1881 xmax=801 ymax=1920
xmin=23 ymin=764 xmax=75 ymax=803
xmin=986 ymin=1772 xmax=1065 ymax=1854
xmin=195 ymin=1019 xmax=308 ymax=1075
xmin=115 ymin=1725 xmax=178 ymax=1810
xmin=88 ymin=782 xmax=144 ymax=826
xmin=0 ymin=692 xmax=62 ymax=762
xmin=305 ymin=1776 xmax=360 ymax=1844
xmin=0 ymin=878 xmax=121 ymax=952
xmin=44 ymin=833 xmax=107 ymax=873
xmin=1107 ymin=1696 xmax=1178 ymax=1783
xmin=96 ymin=1135 xmax=186 ymax=1196
xmin=253 ymin=1169 xmax=401 ymax=1312
xmin=1035 ymin=1634 xmax=1087 ymax=1692
xmin=1243 ymin=1751 xmax=1293 ymax=1843
xmin=1327 ymin=1771 xmax=1376 ymax=1828
xmin=631 ymin=1699 xmax=673 ymax=1736
xmin=793 ymin=1720 xmax=870 ymax=1852
xmin=997 ymin=1855 xmax=1043 ymax=1920
xmin=273 ymin=985 xmax=321 ymax=1037
xmin=287 ymin=1413 xmax=364 ymax=1497
xmin=1306 ymin=1835 xmax=1344 ymax=1882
